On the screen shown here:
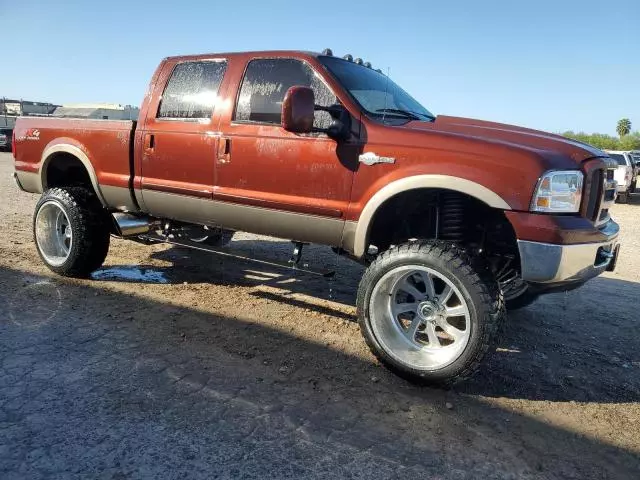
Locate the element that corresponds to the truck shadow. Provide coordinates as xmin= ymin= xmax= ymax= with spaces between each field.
xmin=92 ymin=240 xmax=640 ymax=404
xmin=1 ymin=264 xmax=638 ymax=478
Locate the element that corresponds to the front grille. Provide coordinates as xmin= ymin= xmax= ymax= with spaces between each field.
xmin=581 ymin=161 xmax=616 ymax=227
xmin=584 ymin=168 xmax=603 ymax=221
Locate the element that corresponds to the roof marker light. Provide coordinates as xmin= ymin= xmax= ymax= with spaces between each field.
xmin=354 ymin=58 xmax=364 ymax=65
xmin=364 ymin=62 xmax=372 ymax=68
xmin=343 ymin=54 xmax=353 ymax=62
xmin=322 ymin=48 xmax=333 ymax=56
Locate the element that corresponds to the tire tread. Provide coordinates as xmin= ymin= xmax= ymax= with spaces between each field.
xmin=357 ymin=240 xmax=505 ymax=386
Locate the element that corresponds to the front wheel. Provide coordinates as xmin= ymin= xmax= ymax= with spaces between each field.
xmin=357 ymin=241 xmax=505 ymax=386
xmin=33 ymin=187 xmax=110 ymax=277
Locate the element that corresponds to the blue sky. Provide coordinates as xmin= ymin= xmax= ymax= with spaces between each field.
xmin=1 ymin=0 xmax=638 ymax=134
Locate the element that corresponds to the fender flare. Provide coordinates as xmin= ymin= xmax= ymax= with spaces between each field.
xmin=350 ymin=174 xmax=512 ymax=257
xmin=39 ymin=144 xmax=108 ymax=207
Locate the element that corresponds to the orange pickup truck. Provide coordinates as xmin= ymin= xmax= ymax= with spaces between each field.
xmin=12 ymin=49 xmax=620 ymax=385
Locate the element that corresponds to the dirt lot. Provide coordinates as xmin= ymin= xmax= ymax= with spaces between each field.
xmin=1 ymin=152 xmax=639 ymax=479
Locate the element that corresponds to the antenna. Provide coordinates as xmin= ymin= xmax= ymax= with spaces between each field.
xmin=381 ymin=67 xmax=390 ymax=124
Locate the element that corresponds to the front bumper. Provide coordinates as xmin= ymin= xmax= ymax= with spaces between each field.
xmin=518 ymin=218 xmax=619 ymax=285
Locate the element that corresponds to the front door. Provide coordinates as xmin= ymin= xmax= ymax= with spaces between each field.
xmin=214 ymin=57 xmax=358 ymax=245
xmin=140 ymin=59 xmax=228 ymax=220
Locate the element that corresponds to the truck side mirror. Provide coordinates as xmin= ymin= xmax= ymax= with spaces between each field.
xmin=281 ymin=86 xmax=315 ymax=134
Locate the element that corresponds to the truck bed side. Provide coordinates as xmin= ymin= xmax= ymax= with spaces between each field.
xmin=13 ymin=117 xmax=138 ymax=211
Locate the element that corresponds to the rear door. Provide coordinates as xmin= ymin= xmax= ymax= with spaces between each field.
xmin=140 ymin=59 xmax=228 ymax=217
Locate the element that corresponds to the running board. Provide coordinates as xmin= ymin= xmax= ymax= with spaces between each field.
xmin=137 ymin=233 xmax=336 ymax=278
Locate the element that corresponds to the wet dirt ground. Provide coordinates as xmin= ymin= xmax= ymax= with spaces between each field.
xmin=0 ymin=152 xmax=639 ymax=479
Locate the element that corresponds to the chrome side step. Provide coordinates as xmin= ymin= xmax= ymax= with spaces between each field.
xmin=137 ymin=233 xmax=336 ymax=278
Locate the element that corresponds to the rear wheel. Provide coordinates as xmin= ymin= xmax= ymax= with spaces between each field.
xmin=357 ymin=241 xmax=505 ymax=386
xmin=33 ymin=187 xmax=110 ymax=277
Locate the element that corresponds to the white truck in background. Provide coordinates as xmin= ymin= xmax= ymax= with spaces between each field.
xmin=605 ymin=150 xmax=637 ymax=202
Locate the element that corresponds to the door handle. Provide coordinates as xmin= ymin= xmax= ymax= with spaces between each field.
xmin=218 ymin=137 xmax=231 ymax=164
xmin=144 ymin=133 xmax=155 ymax=151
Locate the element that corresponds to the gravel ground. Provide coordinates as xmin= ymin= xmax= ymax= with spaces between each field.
xmin=0 ymin=152 xmax=639 ymax=479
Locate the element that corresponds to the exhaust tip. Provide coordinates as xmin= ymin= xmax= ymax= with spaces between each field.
xmin=112 ymin=213 xmax=154 ymax=237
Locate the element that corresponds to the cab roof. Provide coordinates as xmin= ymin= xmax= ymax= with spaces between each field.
xmin=164 ymin=50 xmax=322 ymax=62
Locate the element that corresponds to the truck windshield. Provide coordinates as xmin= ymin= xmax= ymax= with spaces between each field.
xmin=319 ymin=56 xmax=434 ymax=123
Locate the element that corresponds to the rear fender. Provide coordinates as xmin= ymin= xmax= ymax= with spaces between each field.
xmin=39 ymin=142 xmax=107 ymax=207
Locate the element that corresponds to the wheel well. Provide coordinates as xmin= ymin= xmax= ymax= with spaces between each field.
xmin=45 ymin=153 xmax=93 ymax=191
xmin=366 ymin=188 xmax=520 ymax=270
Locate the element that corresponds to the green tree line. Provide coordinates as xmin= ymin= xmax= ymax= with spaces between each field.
xmin=562 ymin=131 xmax=640 ymax=150
xmin=562 ymin=118 xmax=639 ymax=151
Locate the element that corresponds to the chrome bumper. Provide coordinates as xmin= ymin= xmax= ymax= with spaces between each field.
xmin=518 ymin=219 xmax=620 ymax=284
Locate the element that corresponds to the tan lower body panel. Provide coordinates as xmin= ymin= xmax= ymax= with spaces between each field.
xmin=101 ymin=185 xmax=138 ymax=212
xmin=341 ymin=221 xmax=358 ymax=256
xmin=141 ymin=190 xmax=347 ymax=247
xmin=15 ymin=171 xmax=42 ymax=194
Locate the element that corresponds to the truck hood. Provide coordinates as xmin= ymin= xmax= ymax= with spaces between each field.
xmin=406 ymin=115 xmax=606 ymax=165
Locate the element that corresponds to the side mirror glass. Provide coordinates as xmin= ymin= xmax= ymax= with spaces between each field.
xmin=281 ymin=86 xmax=315 ymax=134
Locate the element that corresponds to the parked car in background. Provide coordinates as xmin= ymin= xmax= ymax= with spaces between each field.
xmin=605 ymin=150 xmax=636 ymax=202
xmin=0 ymin=129 xmax=10 ymax=151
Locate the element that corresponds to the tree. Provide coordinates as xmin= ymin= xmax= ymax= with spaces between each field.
xmin=617 ymin=118 xmax=631 ymax=138
xmin=562 ymin=130 xmax=640 ymax=151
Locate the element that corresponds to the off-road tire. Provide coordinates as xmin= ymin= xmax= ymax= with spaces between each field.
xmin=357 ymin=240 xmax=505 ymax=386
xmin=33 ymin=187 xmax=110 ymax=277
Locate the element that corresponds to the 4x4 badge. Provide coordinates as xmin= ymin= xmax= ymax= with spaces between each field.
xmin=359 ymin=152 xmax=396 ymax=166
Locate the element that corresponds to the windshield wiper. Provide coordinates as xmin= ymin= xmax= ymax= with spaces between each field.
xmin=374 ymin=108 xmax=433 ymax=121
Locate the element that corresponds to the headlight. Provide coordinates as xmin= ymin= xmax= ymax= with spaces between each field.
xmin=530 ymin=170 xmax=583 ymax=213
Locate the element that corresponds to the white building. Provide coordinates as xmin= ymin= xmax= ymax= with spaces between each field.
xmin=53 ymin=103 xmax=139 ymax=120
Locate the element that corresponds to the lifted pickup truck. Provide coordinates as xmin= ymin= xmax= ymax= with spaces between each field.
xmin=12 ymin=49 xmax=620 ymax=385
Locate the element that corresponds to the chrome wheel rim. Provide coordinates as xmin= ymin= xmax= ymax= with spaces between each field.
xmin=35 ymin=201 xmax=72 ymax=266
xmin=369 ymin=265 xmax=471 ymax=371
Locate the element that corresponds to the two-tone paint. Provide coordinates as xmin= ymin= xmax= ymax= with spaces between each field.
xmin=12 ymin=50 xmax=615 ymax=258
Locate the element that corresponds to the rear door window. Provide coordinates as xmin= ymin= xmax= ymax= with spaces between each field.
xmin=157 ymin=60 xmax=227 ymax=120
xmin=233 ymin=58 xmax=336 ymax=128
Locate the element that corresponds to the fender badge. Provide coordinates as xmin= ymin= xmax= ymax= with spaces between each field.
xmin=359 ymin=152 xmax=396 ymax=166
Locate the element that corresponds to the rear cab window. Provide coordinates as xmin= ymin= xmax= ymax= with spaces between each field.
xmin=233 ymin=58 xmax=337 ymax=129
xmin=157 ymin=60 xmax=227 ymax=121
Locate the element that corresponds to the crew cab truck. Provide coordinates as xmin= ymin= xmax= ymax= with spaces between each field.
xmin=12 ymin=49 xmax=620 ymax=385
